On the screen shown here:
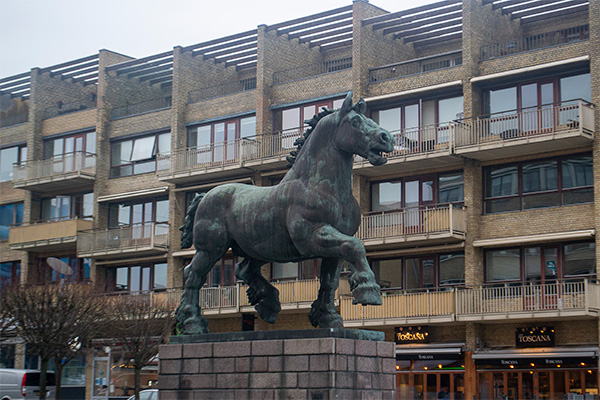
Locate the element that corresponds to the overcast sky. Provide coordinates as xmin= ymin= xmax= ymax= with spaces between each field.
xmin=0 ymin=0 xmax=437 ymax=79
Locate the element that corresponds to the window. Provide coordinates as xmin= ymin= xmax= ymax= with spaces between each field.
xmin=370 ymin=253 xmax=464 ymax=290
xmin=0 ymin=261 xmax=20 ymax=287
xmin=111 ymin=263 xmax=168 ymax=293
xmin=485 ymin=242 xmax=596 ymax=283
xmin=38 ymin=256 xmax=91 ymax=284
xmin=0 ymin=344 xmax=15 ymax=368
xmin=371 ymin=172 xmax=463 ymax=212
xmin=271 ymin=259 xmax=322 ymax=281
xmin=108 ymin=197 xmax=169 ymax=228
xmin=0 ymin=203 xmax=24 ymax=240
xmin=44 ymin=131 xmax=96 ymax=173
xmin=41 ymin=193 xmax=93 ymax=221
xmin=372 ymin=96 xmax=463 ymax=149
xmin=484 ymin=154 xmax=593 ymax=213
xmin=111 ymin=132 xmax=170 ymax=178
xmin=0 ymin=144 xmax=27 ymax=182
xmin=208 ymin=256 xmax=236 ymax=287
xmin=188 ymin=116 xmax=255 ymax=165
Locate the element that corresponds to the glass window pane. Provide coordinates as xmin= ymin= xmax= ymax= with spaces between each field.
xmin=486 ymin=166 xmax=518 ymax=197
xmin=272 ymin=262 xmax=298 ymax=279
xmin=524 ymin=247 xmax=542 ymax=282
xmin=377 ymin=108 xmax=401 ymax=133
xmin=82 ymin=193 xmax=94 ymax=218
xmin=86 ymin=132 xmax=96 ymax=154
xmin=130 ymin=266 xmax=141 ymax=292
xmin=240 ymin=116 xmax=256 ymax=139
xmin=115 ymin=267 xmax=128 ymax=291
xmin=438 ymin=96 xmax=463 ymax=123
xmin=562 ymin=187 xmax=593 ymax=205
xmin=439 ymin=254 xmax=465 ymax=285
xmin=154 ymin=263 xmax=168 ymax=290
xmin=405 ymin=258 xmax=420 ymax=289
xmin=372 ymin=259 xmax=402 ymax=288
xmin=488 ymin=87 xmax=517 ymax=114
xmin=156 ymin=199 xmax=169 ymax=222
xmin=332 ymin=99 xmax=344 ymax=109
xmin=422 ymin=180 xmax=434 ymax=203
xmin=560 ymin=73 xmax=591 ymax=103
xmin=439 ymin=174 xmax=464 ymax=203
xmin=521 ymin=84 xmax=538 ymax=108
xmin=422 ymin=259 xmax=435 ymax=287
xmin=141 ymin=267 xmax=151 ymax=292
xmin=485 ymin=197 xmax=521 ymax=213
xmin=522 ymin=192 xmax=559 ymax=209
xmin=486 ymin=249 xmax=521 ymax=281
xmin=118 ymin=204 xmax=130 ymax=226
xmin=563 ymin=156 xmax=593 ymax=188
xmin=131 ymin=136 xmax=156 ymax=161
xmin=157 ymin=133 xmax=170 ymax=154
xmin=404 ymin=104 xmax=419 ymax=130
xmin=372 ymin=182 xmax=401 ymax=211
xmin=0 ymin=147 xmax=18 ymax=182
xmin=133 ymin=160 xmax=155 ymax=174
xmin=282 ymin=108 xmax=300 ymax=131
xmin=564 ymin=242 xmax=595 ymax=276
xmin=15 ymin=203 xmax=23 ymax=225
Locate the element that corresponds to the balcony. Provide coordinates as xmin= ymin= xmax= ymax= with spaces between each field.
xmin=77 ymin=223 xmax=169 ymax=259
xmin=43 ymin=97 xmax=97 ymax=119
xmin=357 ymin=205 xmax=466 ymax=249
xmin=456 ymin=279 xmax=600 ymax=322
xmin=8 ymin=218 xmax=93 ymax=251
xmin=353 ymin=123 xmax=463 ymax=176
xmin=273 ymin=58 xmax=352 ymax=85
xmin=12 ymin=152 xmax=96 ymax=192
xmin=480 ymin=25 xmax=589 ymax=61
xmin=188 ymin=78 xmax=256 ymax=103
xmin=111 ymin=97 xmax=171 ymax=120
xmin=156 ymin=130 xmax=301 ymax=183
xmin=340 ymin=279 xmax=599 ymax=327
xmin=454 ymin=101 xmax=594 ymax=161
xmin=0 ymin=112 xmax=28 ymax=128
xmin=369 ymin=51 xmax=462 ymax=83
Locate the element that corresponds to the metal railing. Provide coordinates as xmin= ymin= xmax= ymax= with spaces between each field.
xmin=44 ymin=97 xmax=97 ymax=119
xmin=456 ymin=279 xmax=597 ymax=317
xmin=358 ymin=205 xmax=466 ymax=241
xmin=370 ymin=52 xmax=462 ymax=83
xmin=188 ymin=77 xmax=256 ymax=103
xmin=454 ymin=100 xmax=594 ymax=147
xmin=111 ymin=96 xmax=172 ymax=119
xmin=77 ymin=222 xmax=169 ymax=255
xmin=13 ymin=151 xmax=96 ymax=184
xmin=480 ymin=25 xmax=589 ymax=61
xmin=273 ymin=57 xmax=352 ymax=85
xmin=0 ymin=112 xmax=29 ymax=128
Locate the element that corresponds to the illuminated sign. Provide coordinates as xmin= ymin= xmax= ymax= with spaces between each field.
xmin=515 ymin=326 xmax=555 ymax=348
xmin=395 ymin=326 xmax=430 ymax=344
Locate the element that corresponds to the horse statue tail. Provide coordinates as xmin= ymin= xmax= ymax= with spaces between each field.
xmin=179 ymin=193 xmax=205 ymax=249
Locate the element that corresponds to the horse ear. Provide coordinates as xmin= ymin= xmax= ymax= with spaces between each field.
xmin=338 ymin=92 xmax=353 ymax=118
xmin=354 ymin=97 xmax=367 ymax=114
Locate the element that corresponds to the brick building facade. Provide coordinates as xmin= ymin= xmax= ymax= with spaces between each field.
xmin=1 ymin=0 xmax=598 ymax=398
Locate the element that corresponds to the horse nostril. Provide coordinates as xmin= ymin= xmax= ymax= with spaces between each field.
xmin=379 ymin=132 xmax=389 ymax=144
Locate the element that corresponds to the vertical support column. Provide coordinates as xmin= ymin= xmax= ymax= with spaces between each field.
xmin=465 ymin=322 xmax=483 ymax=400
xmin=256 ymin=24 xmax=273 ymax=137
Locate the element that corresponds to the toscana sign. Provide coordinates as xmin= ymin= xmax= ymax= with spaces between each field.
xmin=515 ymin=326 xmax=555 ymax=348
xmin=395 ymin=326 xmax=430 ymax=344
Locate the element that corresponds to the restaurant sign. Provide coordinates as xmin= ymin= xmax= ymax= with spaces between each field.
xmin=515 ymin=326 xmax=555 ymax=348
xmin=395 ymin=326 xmax=430 ymax=344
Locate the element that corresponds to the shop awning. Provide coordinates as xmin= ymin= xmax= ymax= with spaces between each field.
xmin=396 ymin=344 xmax=465 ymax=360
xmin=473 ymin=347 xmax=598 ymax=366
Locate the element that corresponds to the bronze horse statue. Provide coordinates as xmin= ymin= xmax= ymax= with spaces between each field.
xmin=176 ymin=92 xmax=394 ymax=334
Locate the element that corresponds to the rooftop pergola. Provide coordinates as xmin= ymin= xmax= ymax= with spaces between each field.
xmin=106 ymin=51 xmax=174 ymax=89
xmin=484 ymin=0 xmax=589 ymax=23
xmin=182 ymin=30 xmax=259 ymax=71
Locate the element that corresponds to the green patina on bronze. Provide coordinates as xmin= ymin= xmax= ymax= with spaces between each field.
xmin=176 ymin=92 xmax=394 ymax=335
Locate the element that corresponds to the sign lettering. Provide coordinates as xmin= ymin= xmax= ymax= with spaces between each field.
xmin=515 ymin=326 xmax=555 ymax=348
xmin=394 ymin=326 xmax=430 ymax=344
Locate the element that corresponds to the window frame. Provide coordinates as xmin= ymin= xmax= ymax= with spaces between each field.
xmin=110 ymin=131 xmax=170 ymax=178
xmin=108 ymin=196 xmax=169 ymax=229
xmin=0 ymin=261 xmax=21 ymax=288
xmin=37 ymin=256 xmax=91 ymax=284
xmin=0 ymin=202 xmax=24 ymax=241
xmin=0 ymin=143 xmax=27 ymax=182
xmin=41 ymin=192 xmax=94 ymax=222
xmin=110 ymin=262 xmax=168 ymax=293
xmin=483 ymin=153 xmax=593 ymax=214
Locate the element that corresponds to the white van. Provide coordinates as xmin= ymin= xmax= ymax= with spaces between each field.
xmin=0 ymin=369 xmax=56 ymax=400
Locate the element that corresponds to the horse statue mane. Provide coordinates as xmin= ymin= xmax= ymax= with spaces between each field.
xmin=285 ymin=107 xmax=334 ymax=168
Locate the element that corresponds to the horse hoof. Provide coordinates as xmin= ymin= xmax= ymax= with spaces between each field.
xmin=175 ymin=304 xmax=197 ymax=323
xmin=316 ymin=313 xmax=344 ymax=329
xmin=182 ymin=316 xmax=209 ymax=335
xmin=256 ymin=299 xmax=281 ymax=324
xmin=352 ymin=283 xmax=382 ymax=306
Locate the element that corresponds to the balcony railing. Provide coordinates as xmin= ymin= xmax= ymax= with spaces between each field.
xmin=0 ymin=112 xmax=28 ymax=128
xmin=456 ymin=279 xmax=598 ymax=320
xmin=188 ymin=77 xmax=256 ymax=103
xmin=8 ymin=217 xmax=93 ymax=250
xmin=454 ymin=100 xmax=594 ymax=148
xmin=13 ymin=151 xmax=96 ymax=190
xmin=370 ymin=51 xmax=462 ymax=83
xmin=44 ymin=97 xmax=97 ymax=119
xmin=341 ymin=279 xmax=599 ymax=326
xmin=273 ymin=57 xmax=352 ymax=85
xmin=111 ymin=96 xmax=172 ymax=119
xmin=77 ymin=223 xmax=169 ymax=258
xmin=357 ymin=205 xmax=466 ymax=242
xmin=480 ymin=25 xmax=589 ymax=61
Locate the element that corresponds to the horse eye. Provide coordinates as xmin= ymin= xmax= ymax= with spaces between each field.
xmin=351 ymin=115 xmax=361 ymax=128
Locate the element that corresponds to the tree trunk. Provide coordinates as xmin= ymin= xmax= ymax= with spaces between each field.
xmin=134 ymin=366 xmax=141 ymax=400
xmin=55 ymin=361 xmax=64 ymax=400
xmin=39 ymin=357 xmax=49 ymax=400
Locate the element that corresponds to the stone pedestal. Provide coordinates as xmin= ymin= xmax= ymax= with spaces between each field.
xmin=158 ymin=328 xmax=396 ymax=400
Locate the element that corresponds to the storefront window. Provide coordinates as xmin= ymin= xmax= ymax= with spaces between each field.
xmin=0 ymin=344 xmax=15 ymax=368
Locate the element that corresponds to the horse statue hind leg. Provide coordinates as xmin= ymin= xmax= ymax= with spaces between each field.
xmin=235 ymin=257 xmax=281 ymax=324
xmin=308 ymin=257 xmax=344 ymax=329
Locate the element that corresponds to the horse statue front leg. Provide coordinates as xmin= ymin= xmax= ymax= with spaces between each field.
xmin=235 ymin=258 xmax=281 ymax=324
xmin=309 ymin=257 xmax=344 ymax=329
xmin=294 ymin=223 xmax=382 ymax=306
